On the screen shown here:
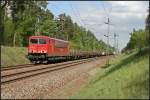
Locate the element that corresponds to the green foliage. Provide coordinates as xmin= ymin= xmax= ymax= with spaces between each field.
xmin=3 ymin=1 xmax=111 ymax=52
xmin=122 ymin=29 xmax=149 ymax=53
xmin=40 ymin=20 xmax=58 ymax=36
xmin=4 ymin=17 xmax=14 ymax=46
xmin=122 ymin=8 xmax=149 ymax=53
xmin=71 ymin=49 xmax=149 ymax=99
xmin=1 ymin=46 xmax=30 ymax=67
xmin=145 ymin=8 xmax=149 ymax=30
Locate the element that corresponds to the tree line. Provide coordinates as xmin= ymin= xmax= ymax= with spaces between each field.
xmin=122 ymin=8 xmax=149 ymax=53
xmin=1 ymin=0 xmax=114 ymax=53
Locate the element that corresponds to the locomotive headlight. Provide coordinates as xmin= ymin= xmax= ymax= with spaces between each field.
xmin=40 ymin=50 xmax=47 ymax=53
xmin=44 ymin=50 xmax=47 ymax=53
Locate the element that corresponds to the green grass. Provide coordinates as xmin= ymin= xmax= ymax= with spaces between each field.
xmin=1 ymin=46 xmax=30 ymax=67
xmin=71 ymin=49 xmax=149 ymax=99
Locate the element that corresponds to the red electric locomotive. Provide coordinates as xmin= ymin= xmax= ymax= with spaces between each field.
xmin=28 ymin=36 xmax=69 ymax=63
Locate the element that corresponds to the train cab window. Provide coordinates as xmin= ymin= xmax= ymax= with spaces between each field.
xmin=39 ymin=38 xmax=46 ymax=44
xmin=30 ymin=39 xmax=38 ymax=44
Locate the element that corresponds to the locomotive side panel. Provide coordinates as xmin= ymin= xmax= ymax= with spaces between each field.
xmin=47 ymin=38 xmax=55 ymax=56
xmin=53 ymin=39 xmax=69 ymax=56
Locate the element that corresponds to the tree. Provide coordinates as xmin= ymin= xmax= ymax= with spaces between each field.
xmin=9 ymin=0 xmax=26 ymax=46
xmin=40 ymin=20 xmax=58 ymax=37
xmin=145 ymin=8 xmax=149 ymax=30
xmin=0 ymin=0 xmax=8 ymax=45
xmin=122 ymin=29 xmax=148 ymax=53
xmin=145 ymin=8 xmax=149 ymax=48
xmin=3 ymin=2 xmax=110 ymax=52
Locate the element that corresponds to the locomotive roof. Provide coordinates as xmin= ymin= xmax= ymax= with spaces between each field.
xmin=29 ymin=36 xmax=69 ymax=43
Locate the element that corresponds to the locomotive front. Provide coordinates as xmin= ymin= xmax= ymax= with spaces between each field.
xmin=28 ymin=36 xmax=48 ymax=63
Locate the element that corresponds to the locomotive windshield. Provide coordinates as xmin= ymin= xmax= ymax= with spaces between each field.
xmin=30 ymin=39 xmax=38 ymax=44
xmin=39 ymin=38 xmax=46 ymax=44
xmin=30 ymin=38 xmax=46 ymax=44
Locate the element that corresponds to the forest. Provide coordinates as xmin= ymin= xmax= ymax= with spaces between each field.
xmin=122 ymin=8 xmax=149 ymax=53
xmin=0 ymin=1 xmax=114 ymax=52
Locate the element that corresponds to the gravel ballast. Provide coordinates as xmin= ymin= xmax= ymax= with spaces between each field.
xmin=1 ymin=56 xmax=111 ymax=99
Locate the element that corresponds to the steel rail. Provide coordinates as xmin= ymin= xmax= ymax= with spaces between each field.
xmin=1 ymin=58 xmax=97 ymax=85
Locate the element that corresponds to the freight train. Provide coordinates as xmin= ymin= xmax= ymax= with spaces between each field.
xmin=27 ymin=36 xmax=109 ymax=64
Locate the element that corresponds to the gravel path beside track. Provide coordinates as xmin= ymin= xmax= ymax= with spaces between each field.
xmin=1 ymin=56 xmax=111 ymax=99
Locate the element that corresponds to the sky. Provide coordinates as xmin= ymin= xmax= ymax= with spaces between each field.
xmin=47 ymin=1 xmax=149 ymax=51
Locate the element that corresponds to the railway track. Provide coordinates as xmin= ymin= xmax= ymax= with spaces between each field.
xmin=1 ymin=57 xmax=99 ymax=85
xmin=1 ymin=64 xmax=35 ymax=71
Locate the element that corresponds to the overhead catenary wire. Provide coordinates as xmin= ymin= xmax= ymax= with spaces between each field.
xmin=101 ymin=2 xmax=109 ymax=18
xmin=72 ymin=3 xmax=103 ymax=36
xmin=69 ymin=2 xmax=103 ymax=52
xmin=68 ymin=2 xmax=105 ymax=35
xmin=101 ymin=1 xmax=114 ymax=66
xmin=68 ymin=2 xmax=84 ymax=27
xmin=74 ymin=3 xmax=106 ymax=33
xmin=101 ymin=1 xmax=113 ymax=18
xmin=74 ymin=5 xmax=88 ymax=29
xmin=102 ymin=3 xmax=119 ymax=53
xmin=49 ymin=2 xmax=94 ymax=41
xmin=49 ymin=1 xmax=117 ymax=50
xmin=47 ymin=2 xmax=68 ymax=39
xmin=69 ymin=2 xmax=89 ymax=31
xmin=80 ymin=2 xmax=106 ymax=37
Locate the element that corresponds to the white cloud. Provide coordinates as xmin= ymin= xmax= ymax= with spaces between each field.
xmin=108 ymin=1 xmax=148 ymax=19
xmin=48 ymin=1 xmax=149 ymax=50
xmin=69 ymin=1 xmax=148 ymax=50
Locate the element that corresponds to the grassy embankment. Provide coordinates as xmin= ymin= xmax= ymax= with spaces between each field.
xmin=71 ymin=48 xmax=149 ymax=99
xmin=1 ymin=46 xmax=30 ymax=67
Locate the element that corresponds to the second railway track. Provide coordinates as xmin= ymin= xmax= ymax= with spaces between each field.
xmin=1 ymin=57 xmax=99 ymax=85
xmin=1 ymin=64 xmax=36 ymax=71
